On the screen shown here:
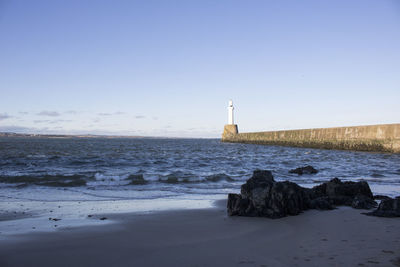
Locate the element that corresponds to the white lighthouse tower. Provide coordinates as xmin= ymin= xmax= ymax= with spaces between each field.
xmin=222 ymin=100 xmax=238 ymax=139
xmin=228 ymin=100 xmax=234 ymax=125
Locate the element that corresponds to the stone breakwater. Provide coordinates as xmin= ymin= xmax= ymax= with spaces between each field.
xmin=222 ymin=123 xmax=400 ymax=153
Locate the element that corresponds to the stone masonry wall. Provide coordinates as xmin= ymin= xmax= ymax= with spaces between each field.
xmin=222 ymin=124 xmax=400 ymax=153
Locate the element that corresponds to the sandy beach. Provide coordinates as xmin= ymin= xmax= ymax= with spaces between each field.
xmin=0 ymin=200 xmax=399 ymax=267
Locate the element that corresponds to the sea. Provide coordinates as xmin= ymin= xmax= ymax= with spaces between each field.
xmin=1 ymin=137 xmax=400 ymax=237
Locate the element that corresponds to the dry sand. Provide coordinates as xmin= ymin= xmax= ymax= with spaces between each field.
xmin=0 ymin=200 xmax=399 ymax=267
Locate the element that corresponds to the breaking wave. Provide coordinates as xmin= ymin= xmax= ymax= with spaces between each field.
xmin=0 ymin=174 xmax=87 ymax=187
xmin=0 ymin=172 xmax=235 ymax=188
xmin=1 ymin=137 xmax=399 ymax=199
xmin=205 ymin=173 xmax=234 ymax=182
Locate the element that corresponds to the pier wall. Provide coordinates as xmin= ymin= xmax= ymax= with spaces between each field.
xmin=222 ymin=123 xmax=400 ymax=153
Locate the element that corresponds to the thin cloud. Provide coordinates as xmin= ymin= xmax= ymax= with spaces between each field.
xmin=18 ymin=111 xmax=29 ymax=115
xmin=33 ymin=119 xmax=72 ymax=124
xmin=98 ymin=112 xmax=125 ymax=116
xmin=65 ymin=110 xmax=78 ymax=115
xmin=135 ymin=115 xmax=146 ymax=119
xmin=37 ymin=111 xmax=60 ymax=117
xmin=0 ymin=113 xmax=12 ymax=120
xmin=51 ymin=119 xmax=72 ymax=124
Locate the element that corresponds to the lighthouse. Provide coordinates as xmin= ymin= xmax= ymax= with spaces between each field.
xmin=228 ymin=100 xmax=234 ymax=125
xmin=222 ymin=100 xmax=238 ymax=139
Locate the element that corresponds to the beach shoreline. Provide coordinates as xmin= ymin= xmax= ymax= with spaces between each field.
xmin=1 ymin=199 xmax=399 ymax=267
xmin=0 ymin=196 xmax=222 ymax=238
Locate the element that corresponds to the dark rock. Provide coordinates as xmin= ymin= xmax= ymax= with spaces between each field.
xmin=373 ymin=195 xmax=391 ymax=200
xmin=309 ymin=197 xmax=334 ymax=210
xmin=351 ymin=194 xmax=377 ymax=209
xmin=365 ymin=197 xmax=400 ymax=217
xmin=310 ymin=178 xmax=373 ymax=206
xmin=228 ymin=171 xmax=377 ymax=218
xmin=227 ymin=193 xmax=251 ymax=216
xmin=263 ymin=181 xmax=310 ymax=217
xmin=289 ymin=165 xmax=318 ymax=175
xmin=227 ymin=170 xmax=310 ymax=218
xmin=99 ymin=217 xmax=107 ymax=220
xmin=240 ymin=170 xmax=275 ymax=199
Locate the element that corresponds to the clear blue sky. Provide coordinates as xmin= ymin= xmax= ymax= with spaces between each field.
xmin=0 ymin=0 xmax=399 ymax=137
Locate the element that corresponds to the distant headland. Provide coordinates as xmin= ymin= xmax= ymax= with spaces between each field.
xmin=0 ymin=132 xmax=149 ymax=139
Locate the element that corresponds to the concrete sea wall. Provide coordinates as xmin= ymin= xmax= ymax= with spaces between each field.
xmin=222 ymin=123 xmax=400 ymax=153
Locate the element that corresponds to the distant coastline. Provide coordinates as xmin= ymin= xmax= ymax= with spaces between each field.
xmin=0 ymin=132 xmax=212 ymax=139
xmin=0 ymin=132 xmax=153 ymax=139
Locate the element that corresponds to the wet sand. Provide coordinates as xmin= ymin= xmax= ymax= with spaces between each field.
xmin=0 ymin=200 xmax=399 ymax=267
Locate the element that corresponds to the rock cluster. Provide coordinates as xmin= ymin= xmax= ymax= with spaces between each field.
xmin=227 ymin=170 xmax=309 ymax=218
xmin=365 ymin=197 xmax=400 ymax=217
xmin=309 ymin=177 xmax=376 ymax=210
xmin=227 ymin=170 xmax=381 ymax=218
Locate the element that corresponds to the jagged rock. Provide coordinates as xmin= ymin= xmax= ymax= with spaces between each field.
xmin=309 ymin=196 xmax=334 ymax=210
xmin=240 ymin=170 xmax=274 ymax=199
xmin=365 ymin=197 xmax=400 ymax=217
xmin=310 ymin=178 xmax=373 ymax=206
xmin=289 ymin=165 xmax=318 ymax=175
xmin=351 ymin=194 xmax=377 ymax=209
xmin=260 ymin=181 xmax=310 ymax=217
xmin=227 ymin=194 xmax=251 ymax=216
xmin=227 ymin=171 xmax=377 ymax=218
xmin=227 ymin=170 xmax=310 ymax=218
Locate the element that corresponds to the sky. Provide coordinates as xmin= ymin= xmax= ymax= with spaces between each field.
xmin=0 ymin=0 xmax=399 ymax=138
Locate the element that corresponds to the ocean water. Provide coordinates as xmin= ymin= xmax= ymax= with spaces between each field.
xmin=1 ymin=137 xmax=399 ymax=236
xmin=1 ymin=137 xmax=400 ymax=200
